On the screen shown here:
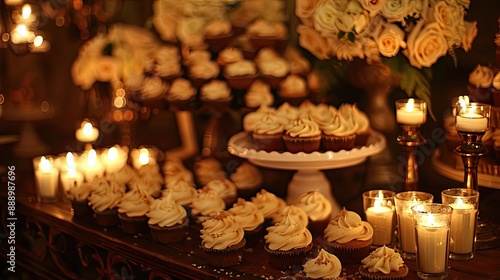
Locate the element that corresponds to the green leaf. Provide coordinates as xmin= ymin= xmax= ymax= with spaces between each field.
xmin=347 ymin=32 xmax=355 ymax=42
xmin=400 ymin=65 xmax=436 ymax=121
xmin=338 ymin=31 xmax=346 ymax=39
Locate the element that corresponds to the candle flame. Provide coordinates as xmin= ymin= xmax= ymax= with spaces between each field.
xmin=456 ymin=198 xmax=465 ymax=208
xmin=15 ymin=24 xmax=28 ymax=37
xmin=88 ymin=149 xmax=97 ymax=167
xmin=405 ymin=98 xmax=415 ymax=112
xmin=458 ymin=96 xmax=469 ymax=108
xmin=82 ymin=121 xmax=93 ymax=135
xmin=39 ymin=156 xmax=51 ymax=172
xmin=22 ymin=4 xmax=31 ymax=19
xmin=33 ymin=35 xmax=43 ymax=47
xmin=139 ymin=148 xmax=150 ymax=166
xmin=426 ymin=213 xmax=435 ymax=226
xmin=374 ymin=190 xmax=384 ymax=209
xmin=108 ymin=147 xmax=118 ymax=161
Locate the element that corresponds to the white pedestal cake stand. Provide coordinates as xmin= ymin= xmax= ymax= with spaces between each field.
xmin=228 ymin=131 xmax=386 ymax=216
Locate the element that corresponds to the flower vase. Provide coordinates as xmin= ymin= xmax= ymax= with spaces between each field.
xmin=345 ymin=59 xmax=400 ymax=133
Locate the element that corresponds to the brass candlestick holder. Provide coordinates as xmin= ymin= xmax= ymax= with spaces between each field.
xmin=455 ymin=132 xmax=487 ymax=189
xmin=397 ymin=125 xmax=426 ymax=191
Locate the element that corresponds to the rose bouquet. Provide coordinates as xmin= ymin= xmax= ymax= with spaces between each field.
xmin=296 ymin=0 xmax=478 ymax=113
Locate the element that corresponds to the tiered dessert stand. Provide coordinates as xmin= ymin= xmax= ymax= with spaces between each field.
xmin=228 ymin=131 xmax=386 ymax=216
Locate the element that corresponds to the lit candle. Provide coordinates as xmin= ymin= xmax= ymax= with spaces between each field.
xmin=365 ymin=190 xmax=394 ymax=246
xmin=30 ymin=35 xmax=51 ymax=53
xmin=81 ymin=149 xmax=104 ymax=182
xmin=415 ymin=214 xmax=449 ymax=274
xmin=131 ymin=147 xmax=156 ymax=169
xmin=396 ymin=98 xmax=427 ymax=125
xmin=75 ymin=120 xmax=99 ymax=143
xmin=34 ymin=156 xmax=59 ymax=202
xmin=455 ymin=105 xmax=488 ymax=133
xmin=103 ymin=145 xmax=128 ymax=174
xmin=10 ymin=24 xmax=35 ymax=44
xmin=4 ymin=0 xmax=25 ymax=6
xmin=448 ymin=198 xmax=476 ymax=254
xmin=60 ymin=152 xmax=84 ymax=199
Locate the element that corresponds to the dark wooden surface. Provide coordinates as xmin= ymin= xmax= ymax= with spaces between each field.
xmin=7 ymin=194 xmax=500 ymax=280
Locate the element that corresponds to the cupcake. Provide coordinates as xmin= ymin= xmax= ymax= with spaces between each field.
xmin=283 ymin=117 xmax=322 ymax=153
xmin=223 ymin=59 xmax=258 ymax=90
xmin=66 ymin=181 xmax=93 ymax=216
xmin=188 ymin=60 xmax=220 ymax=89
xmin=200 ymin=211 xmax=246 ymax=267
xmin=340 ymin=104 xmax=371 ymax=146
xmin=278 ymin=75 xmax=308 ymax=106
xmin=105 ymin=164 xmax=137 ymax=188
xmin=183 ymin=49 xmax=212 ymax=67
xmin=324 ymin=208 xmax=374 ymax=264
xmin=147 ymin=193 xmax=188 ymax=244
xmin=492 ymin=71 xmax=500 ymax=106
xmin=467 ymin=64 xmax=494 ymax=104
xmin=275 ymin=102 xmax=300 ymax=123
xmin=165 ymin=78 xmax=197 ymax=111
xmin=242 ymin=105 xmax=276 ymax=133
xmin=216 ymin=47 xmax=244 ymax=66
xmin=251 ymin=189 xmax=286 ymax=225
xmin=162 ymin=180 xmax=197 ymax=208
xmin=190 ymin=189 xmax=226 ymax=223
xmin=244 ymin=80 xmax=274 ymax=110
xmin=302 ymin=248 xmax=342 ymax=280
xmin=117 ymin=187 xmax=154 ymax=234
xmin=252 ymin=113 xmax=287 ymax=152
xmin=162 ymin=157 xmax=195 ymax=186
xmin=154 ymin=45 xmax=182 ymax=80
xmin=264 ymin=213 xmax=313 ymax=270
xmin=228 ymin=198 xmax=265 ymax=248
xmin=359 ymin=246 xmax=409 ymax=280
xmin=300 ymin=103 xmax=337 ymax=131
xmin=199 ymin=79 xmax=232 ymax=110
xmin=203 ymin=179 xmax=238 ymax=208
xmin=138 ymin=75 xmax=169 ymax=101
xmin=271 ymin=205 xmax=309 ymax=228
xmin=193 ymin=157 xmax=226 ymax=187
xmin=88 ymin=180 xmax=125 ymax=227
xmin=294 ymin=191 xmax=332 ymax=236
xmin=246 ymin=19 xmax=287 ymax=51
xmin=257 ymin=54 xmax=290 ymax=89
xmin=284 ymin=46 xmax=311 ymax=77
xmin=321 ymin=114 xmax=358 ymax=152
xmin=204 ymin=19 xmax=234 ymax=53
xmin=229 ymin=162 xmax=263 ymax=199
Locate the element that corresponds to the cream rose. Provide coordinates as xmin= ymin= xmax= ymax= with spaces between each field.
xmin=469 ymin=65 xmax=494 ymax=88
xmin=334 ymin=1 xmax=370 ymax=34
xmin=297 ymin=24 xmax=331 ymax=60
xmin=360 ymin=0 xmax=385 ymax=17
xmin=404 ymin=21 xmax=448 ymax=69
xmin=376 ymin=23 xmax=406 ymax=57
xmin=380 ymin=0 xmax=416 ymax=23
xmin=462 ymin=20 xmax=478 ymax=52
xmin=313 ymin=0 xmax=341 ymax=36
xmin=330 ymin=36 xmax=365 ymax=61
xmin=296 ymin=0 xmax=325 ymax=21
xmin=363 ymin=38 xmax=381 ymax=64
xmin=431 ymin=1 xmax=463 ymax=48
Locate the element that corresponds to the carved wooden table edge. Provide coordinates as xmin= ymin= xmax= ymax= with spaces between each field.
xmin=5 ymin=195 xmax=500 ymax=280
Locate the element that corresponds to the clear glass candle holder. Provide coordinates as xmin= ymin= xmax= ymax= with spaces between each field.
xmin=362 ymin=190 xmax=396 ymax=246
xmin=441 ymin=188 xmax=479 ymax=260
xmin=33 ymin=155 xmax=60 ymax=203
xmin=455 ymin=103 xmax=490 ymax=133
xmin=412 ymin=203 xmax=453 ymax=280
xmin=395 ymin=98 xmax=427 ymax=126
xmin=394 ymin=191 xmax=434 ymax=259
xmin=130 ymin=146 xmax=159 ymax=170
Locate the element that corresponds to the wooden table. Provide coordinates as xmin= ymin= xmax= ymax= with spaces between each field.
xmin=1 ymin=195 xmax=499 ymax=280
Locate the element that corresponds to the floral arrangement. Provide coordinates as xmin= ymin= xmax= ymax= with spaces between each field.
xmin=295 ymin=0 xmax=478 ymax=108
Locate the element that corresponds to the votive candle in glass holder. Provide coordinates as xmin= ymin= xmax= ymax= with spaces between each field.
xmin=101 ymin=145 xmax=128 ymax=174
xmin=394 ymin=191 xmax=434 ymax=259
xmin=75 ymin=119 xmax=99 ymax=143
xmin=131 ymin=146 xmax=158 ymax=170
xmin=79 ymin=149 xmax=105 ymax=183
xmin=33 ymin=155 xmax=59 ymax=203
xmin=412 ymin=203 xmax=453 ymax=280
xmin=60 ymin=152 xmax=84 ymax=201
xmin=363 ymin=190 xmax=396 ymax=246
xmin=441 ymin=188 xmax=479 ymax=260
xmin=455 ymin=103 xmax=490 ymax=133
xmin=395 ymin=98 xmax=427 ymax=126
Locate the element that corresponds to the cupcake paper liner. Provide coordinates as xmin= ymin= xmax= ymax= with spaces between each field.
xmin=149 ymin=218 xmax=188 ymax=244
xmin=119 ymin=213 xmax=149 ymax=234
xmin=358 ymin=264 xmax=409 ymax=280
xmin=264 ymin=243 xmax=313 ymax=271
xmin=202 ymin=239 xmax=246 ymax=268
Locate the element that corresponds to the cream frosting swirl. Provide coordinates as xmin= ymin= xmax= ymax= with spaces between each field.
xmin=258 ymin=58 xmax=290 ymax=77
xmin=194 ymin=157 xmax=226 ymax=186
xmin=253 ymin=114 xmax=286 ymax=135
xmin=88 ymin=180 xmax=125 ymax=213
xmin=183 ymin=49 xmax=211 ymax=66
xmin=106 ymin=164 xmax=137 ymax=187
xmin=300 ymin=103 xmax=337 ymax=129
xmin=276 ymin=102 xmax=300 ymax=122
xmin=189 ymin=60 xmax=220 ymax=80
xmin=321 ymin=114 xmax=357 ymax=137
xmin=245 ymin=80 xmax=274 ymax=108
xmin=285 ymin=117 xmax=321 ymax=138
xmin=66 ymin=181 xmax=92 ymax=201
xmin=251 ymin=189 xmax=286 ymax=218
xmin=295 ymin=191 xmax=332 ymax=222
xmin=469 ymin=64 xmax=494 ymax=88
xmin=228 ymin=198 xmax=264 ymax=231
xmin=303 ymin=248 xmax=342 ymax=279
xmin=265 ymin=213 xmax=312 ymax=251
xmin=247 ymin=19 xmax=287 ymax=38
xmin=190 ymin=189 xmax=226 ymax=222
xmin=200 ymin=80 xmax=232 ymax=101
xmin=224 ymin=59 xmax=257 ymax=76
xmin=140 ymin=76 xmax=168 ymax=100
xmin=217 ymin=48 xmax=244 ymax=65
xmin=167 ymin=78 xmax=196 ymax=101
xmin=203 ymin=179 xmax=237 ymax=202
xmin=229 ymin=162 xmax=263 ymax=190
xmin=200 ymin=211 xmax=245 ymax=250
xmin=205 ymin=19 xmax=232 ymax=37
xmin=324 ymin=208 xmax=374 ymax=243
xmin=271 ymin=205 xmax=309 ymax=227
xmin=147 ymin=194 xmax=187 ymax=227
xmin=162 ymin=180 xmax=197 ymax=206
xmin=279 ymin=75 xmax=308 ymax=98
xmin=361 ymin=246 xmax=405 ymax=274
xmin=242 ymin=106 xmax=277 ymax=132
xmin=117 ymin=187 xmax=154 ymax=217
xmin=155 ymin=59 xmax=181 ymax=78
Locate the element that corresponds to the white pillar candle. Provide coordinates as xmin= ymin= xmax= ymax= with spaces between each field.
xmin=60 ymin=152 xmax=84 ymax=196
xmin=398 ymin=210 xmax=417 ymax=253
xmin=81 ymin=149 xmax=104 ymax=182
xmin=455 ymin=114 xmax=488 ymax=132
xmin=449 ymin=199 xmax=477 ymax=254
xmin=34 ymin=156 xmax=59 ymax=202
xmin=365 ymin=203 xmax=394 ymax=246
xmin=75 ymin=121 xmax=99 ymax=143
xmin=396 ymin=98 xmax=426 ymax=125
xmin=103 ymin=145 xmax=128 ymax=174
xmin=415 ymin=214 xmax=449 ymax=274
